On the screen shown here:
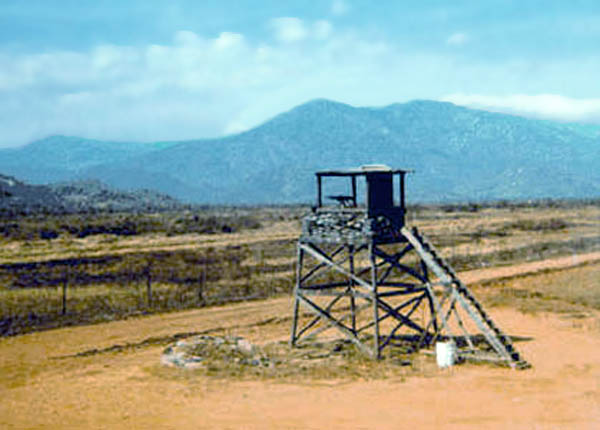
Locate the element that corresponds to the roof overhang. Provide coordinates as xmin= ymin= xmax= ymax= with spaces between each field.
xmin=316 ymin=165 xmax=413 ymax=177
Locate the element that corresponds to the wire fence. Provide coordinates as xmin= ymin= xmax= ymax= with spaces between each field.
xmin=0 ymin=247 xmax=296 ymax=336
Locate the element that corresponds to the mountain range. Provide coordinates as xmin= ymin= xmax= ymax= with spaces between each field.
xmin=1 ymin=99 xmax=599 ymax=204
xmin=0 ymin=174 xmax=184 ymax=214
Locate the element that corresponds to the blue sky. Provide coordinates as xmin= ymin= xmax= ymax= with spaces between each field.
xmin=1 ymin=0 xmax=599 ymax=147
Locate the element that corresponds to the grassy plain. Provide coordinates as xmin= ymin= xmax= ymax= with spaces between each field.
xmin=1 ymin=201 xmax=599 ymax=336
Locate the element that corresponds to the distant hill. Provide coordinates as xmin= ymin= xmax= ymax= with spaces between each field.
xmin=0 ymin=174 xmax=64 ymax=212
xmin=48 ymin=180 xmax=185 ymax=212
xmin=0 ymin=136 xmax=177 ymax=184
xmin=0 ymin=174 xmax=185 ymax=214
xmin=1 ymin=100 xmax=599 ymax=204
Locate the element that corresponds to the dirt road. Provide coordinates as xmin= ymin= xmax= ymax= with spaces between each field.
xmin=1 ymin=253 xmax=599 ymax=429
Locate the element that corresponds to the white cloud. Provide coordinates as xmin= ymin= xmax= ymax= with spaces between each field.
xmin=1 ymin=21 xmax=600 ymax=148
xmin=213 ymin=32 xmax=245 ymax=50
xmin=0 ymin=26 xmax=413 ymax=146
xmin=442 ymin=93 xmax=600 ymax=122
xmin=270 ymin=18 xmax=332 ymax=42
xmin=313 ymin=20 xmax=333 ymax=40
xmin=331 ymin=0 xmax=350 ymax=16
xmin=446 ymin=32 xmax=469 ymax=46
xmin=270 ymin=17 xmax=307 ymax=43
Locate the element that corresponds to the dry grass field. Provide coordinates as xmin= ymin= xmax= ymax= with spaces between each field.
xmin=1 ymin=202 xmax=599 ymax=428
xmin=1 ymin=202 xmax=599 ymax=336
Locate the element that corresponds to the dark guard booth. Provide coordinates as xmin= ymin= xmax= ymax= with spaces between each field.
xmin=310 ymin=165 xmax=408 ymax=243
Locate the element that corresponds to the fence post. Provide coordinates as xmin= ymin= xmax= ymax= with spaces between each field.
xmin=199 ymin=261 xmax=206 ymax=305
xmin=61 ymin=269 xmax=69 ymax=315
xmin=146 ymin=262 xmax=153 ymax=306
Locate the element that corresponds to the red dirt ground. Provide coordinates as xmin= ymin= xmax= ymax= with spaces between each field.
xmin=1 ymin=254 xmax=599 ymax=429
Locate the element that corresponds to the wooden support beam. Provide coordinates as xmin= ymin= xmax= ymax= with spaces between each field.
xmin=369 ymin=243 xmax=381 ymax=357
xmin=373 ymin=293 xmax=426 ymax=326
xmin=300 ymin=245 xmax=346 ymax=284
xmin=300 ymin=289 xmax=371 ymax=299
xmin=300 ymin=302 xmax=372 ymax=342
xmin=378 ymin=243 xmax=414 ymax=283
xmin=373 ymin=247 xmax=427 ymax=283
xmin=450 ymin=299 xmax=477 ymax=351
xmin=452 ymin=288 xmax=513 ymax=362
xmin=297 ymin=294 xmax=375 ymax=357
xmin=349 ymin=244 xmax=357 ymax=333
xmin=376 ymin=297 xmax=428 ymax=334
xmin=380 ymin=294 xmax=426 ymax=349
xmin=317 ymin=175 xmax=322 ymax=207
xmin=299 ymin=281 xmax=355 ymax=290
xmin=300 ymin=243 xmax=375 ymax=291
xmin=290 ymin=244 xmax=303 ymax=346
xmin=296 ymin=280 xmax=365 ymax=340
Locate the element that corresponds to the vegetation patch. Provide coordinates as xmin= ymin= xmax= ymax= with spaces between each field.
xmin=1 ymin=203 xmax=598 ymax=337
xmin=0 ymin=210 xmax=263 ymax=241
xmin=501 ymin=217 xmax=571 ymax=232
xmin=159 ymin=335 xmax=416 ymax=381
xmin=481 ymin=262 xmax=600 ymax=315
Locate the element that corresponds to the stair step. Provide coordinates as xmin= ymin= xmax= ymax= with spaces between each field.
xmin=403 ymin=226 xmax=528 ymax=368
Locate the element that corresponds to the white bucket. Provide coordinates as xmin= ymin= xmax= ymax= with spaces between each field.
xmin=435 ymin=341 xmax=457 ymax=368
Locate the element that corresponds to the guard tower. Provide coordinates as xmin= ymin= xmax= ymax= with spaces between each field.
xmin=290 ymin=165 xmax=529 ymax=368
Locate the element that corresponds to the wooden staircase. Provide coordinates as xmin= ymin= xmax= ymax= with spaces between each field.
xmin=402 ymin=226 xmax=530 ymax=369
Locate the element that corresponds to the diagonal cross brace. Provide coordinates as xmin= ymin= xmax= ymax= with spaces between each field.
xmin=296 ymin=294 xmax=375 ymax=357
xmin=299 ymin=242 xmax=375 ymax=291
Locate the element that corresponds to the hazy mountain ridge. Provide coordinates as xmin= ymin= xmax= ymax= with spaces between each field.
xmin=1 ymin=99 xmax=599 ymax=204
xmin=49 ymin=179 xmax=184 ymax=212
xmin=0 ymin=174 xmax=185 ymax=214
xmin=0 ymin=136 xmax=178 ymax=184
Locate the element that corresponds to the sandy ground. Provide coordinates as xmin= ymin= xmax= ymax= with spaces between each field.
xmin=1 ymin=255 xmax=599 ymax=429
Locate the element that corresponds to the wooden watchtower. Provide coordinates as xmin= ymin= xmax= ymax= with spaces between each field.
xmin=290 ymin=165 xmax=529 ymax=368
